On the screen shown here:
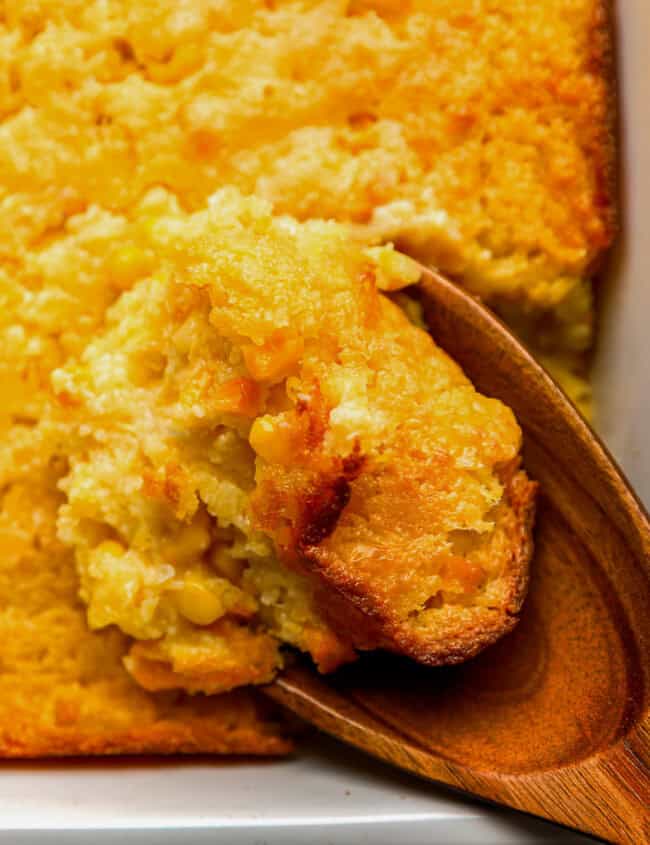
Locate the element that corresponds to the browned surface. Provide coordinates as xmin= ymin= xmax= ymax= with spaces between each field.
xmin=248 ymin=279 xmax=536 ymax=671
xmin=265 ymin=266 xmax=650 ymax=845
xmin=301 ymin=461 xmax=537 ymax=667
xmin=0 ymin=687 xmax=292 ymax=759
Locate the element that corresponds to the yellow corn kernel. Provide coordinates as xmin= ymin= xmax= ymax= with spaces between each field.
xmin=249 ymin=415 xmax=295 ymax=465
xmin=176 ymin=579 xmax=224 ymax=626
xmin=107 ymin=244 xmax=152 ymax=289
xmin=242 ymin=333 xmax=303 ymax=383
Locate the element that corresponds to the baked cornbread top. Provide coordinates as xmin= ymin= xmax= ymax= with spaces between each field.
xmin=40 ymin=189 xmax=535 ymax=690
xmin=0 ymin=0 xmax=612 ymax=365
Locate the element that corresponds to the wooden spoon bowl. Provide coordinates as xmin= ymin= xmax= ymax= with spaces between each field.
xmin=265 ymin=266 xmax=650 ymax=845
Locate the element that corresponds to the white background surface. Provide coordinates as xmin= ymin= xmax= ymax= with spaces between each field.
xmin=2 ymin=1 xmax=647 ymax=842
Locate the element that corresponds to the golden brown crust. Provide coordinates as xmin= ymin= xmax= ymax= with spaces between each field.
xmin=242 ymin=264 xmax=538 ymax=671
xmin=0 ymin=726 xmax=290 ymax=759
xmin=301 ymin=463 xmax=537 ymax=667
xmin=0 ymin=691 xmax=291 ymax=759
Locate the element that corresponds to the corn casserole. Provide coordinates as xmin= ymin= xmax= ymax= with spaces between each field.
xmin=1 ymin=0 xmax=613 ymax=756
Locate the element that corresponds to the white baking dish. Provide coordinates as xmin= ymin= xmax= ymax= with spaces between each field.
xmin=594 ymin=0 xmax=650 ymax=506
xmin=1 ymin=1 xmax=646 ymax=842
xmin=0 ymin=734 xmax=597 ymax=844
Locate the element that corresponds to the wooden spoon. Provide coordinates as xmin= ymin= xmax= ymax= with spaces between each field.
xmin=264 ymin=265 xmax=650 ymax=845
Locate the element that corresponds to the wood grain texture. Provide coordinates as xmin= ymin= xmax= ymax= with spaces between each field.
xmin=264 ymin=267 xmax=650 ymax=845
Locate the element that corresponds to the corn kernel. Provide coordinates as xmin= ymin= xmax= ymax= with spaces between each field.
xmin=242 ymin=333 xmax=303 ymax=383
xmin=249 ymin=415 xmax=295 ymax=465
xmin=176 ymin=579 xmax=224 ymax=626
xmin=107 ymin=244 xmax=152 ymax=289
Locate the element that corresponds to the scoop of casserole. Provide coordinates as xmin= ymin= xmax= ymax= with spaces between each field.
xmin=51 ymin=188 xmax=536 ymax=693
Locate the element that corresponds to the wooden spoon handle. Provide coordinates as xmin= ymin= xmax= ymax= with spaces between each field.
xmin=267 ymin=672 xmax=650 ymax=845
xmin=512 ymin=722 xmax=650 ymax=845
xmin=486 ymin=721 xmax=650 ymax=845
xmin=572 ymin=723 xmax=650 ymax=845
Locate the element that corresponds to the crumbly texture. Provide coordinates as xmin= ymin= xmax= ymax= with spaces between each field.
xmin=0 ymin=465 xmax=291 ymax=758
xmin=40 ymin=190 xmax=535 ymax=691
xmin=0 ymin=0 xmax=614 ymax=408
